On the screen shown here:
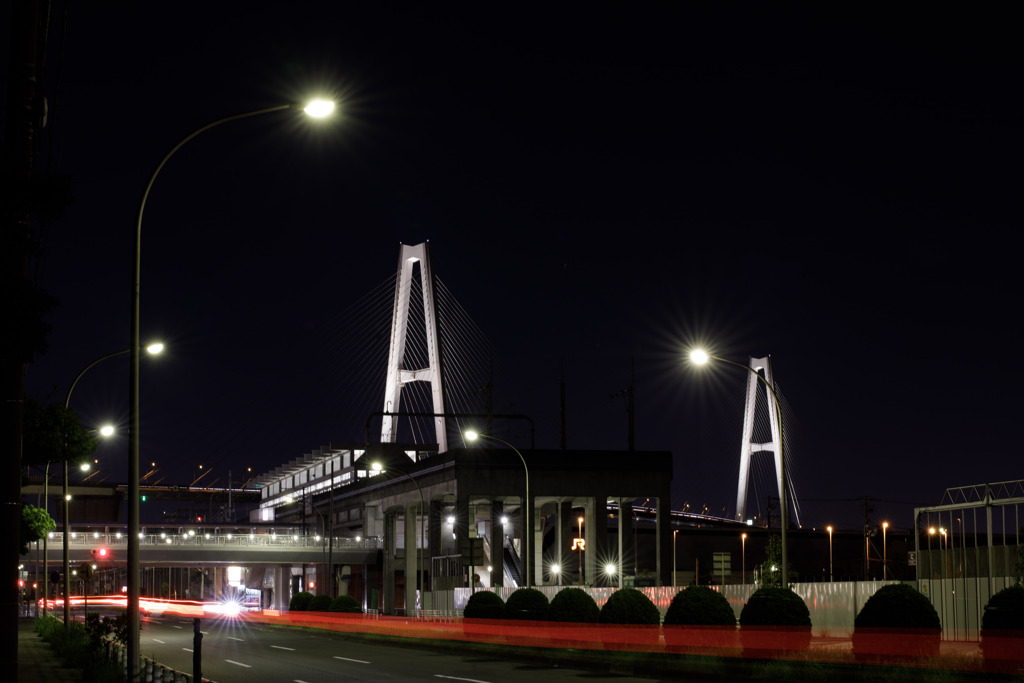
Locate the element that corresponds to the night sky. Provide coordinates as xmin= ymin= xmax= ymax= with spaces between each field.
xmin=13 ymin=3 xmax=1022 ymax=531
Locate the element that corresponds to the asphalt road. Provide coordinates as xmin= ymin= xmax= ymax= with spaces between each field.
xmin=140 ymin=614 xmax=667 ymax=683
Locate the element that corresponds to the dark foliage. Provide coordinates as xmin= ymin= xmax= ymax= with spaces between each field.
xmin=463 ymin=590 xmax=505 ymax=619
xmin=854 ymin=584 xmax=939 ymax=629
xmin=548 ymin=587 xmax=600 ymax=623
xmin=739 ymin=587 xmax=811 ymax=627
xmin=982 ymin=585 xmax=1024 ymax=631
xmin=329 ymin=595 xmax=363 ymax=613
xmin=503 ymin=587 xmax=549 ymax=620
xmin=308 ymin=593 xmax=333 ymax=611
xmin=664 ymin=585 xmax=736 ymax=626
xmin=598 ymin=588 xmax=660 ymax=625
xmin=289 ymin=591 xmax=314 ymax=611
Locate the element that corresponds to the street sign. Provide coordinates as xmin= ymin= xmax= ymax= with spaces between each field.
xmin=907 ymin=551 xmax=917 ymax=566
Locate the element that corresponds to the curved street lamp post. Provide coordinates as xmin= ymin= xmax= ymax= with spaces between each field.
xmin=464 ymin=431 xmax=530 ymax=587
xmin=126 ymin=99 xmax=334 ymax=678
xmin=689 ymin=349 xmax=790 ymax=589
xmin=60 ymin=344 xmax=161 ymax=627
xmin=371 ymin=462 xmax=425 ymax=612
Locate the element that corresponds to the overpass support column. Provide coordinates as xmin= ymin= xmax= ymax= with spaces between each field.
xmin=490 ymin=501 xmax=504 ymax=587
xmin=405 ymin=501 xmax=418 ymax=614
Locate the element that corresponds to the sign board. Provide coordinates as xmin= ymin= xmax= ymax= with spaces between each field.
xmin=907 ymin=551 xmax=917 ymax=566
xmin=712 ymin=552 xmax=731 ymax=571
xmin=460 ymin=538 xmax=484 ymax=565
xmin=571 ymin=537 xmax=585 ymax=551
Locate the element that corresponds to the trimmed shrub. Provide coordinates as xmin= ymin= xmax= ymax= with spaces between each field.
xmin=853 ymin=584 xmax=940 ymax=663
xmin=739 ymin=587 xmax=811 ymax=657
xmin=739 ymin=587 xmax=811 ymax=627
xmin=289 ymin=590 xmax=314 ymax=611
xmin=308 ymin=593 xmax=333 ymax=611
xmin=664 ymin=586 xmax=736 ymax=626
xmin=329 ymin=594 xmax=363 ymax=613
xmin=981 ymin=584 xmax=1024 ymax=672
xmin=463 ymin=590 xmax=505 ymax=619
xmin=504 ymin=587 xmax=549 ymax=620
xmin=598 ymin=588 xmax=660 ymax=625
xmin=855 ymin=583 xmax=940 ymax=629
xmin=549 ymin=587 xmax=600 ymax=623
xmin=982 ymin=584 xmax=1024 ymax=631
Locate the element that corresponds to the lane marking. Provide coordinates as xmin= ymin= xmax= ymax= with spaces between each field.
xmin=182 ymin=648 xmax=193 ymax=653
xmin=152 ymin=639 xmax=165 ymax=644
xmin=226 ymin=660 xmax=252 ymax=668
xmin=227 ymin=636 xmax=245 ymax=641
xmin=271 ymin=645 xmax=295 ymax=651
xmin=333 ymin=655 xmax=370 ymax=664
xmin=434 ymin=676 xmax=493 ymax=683
xmin=171 ymin=625 xmax=182 ymax=629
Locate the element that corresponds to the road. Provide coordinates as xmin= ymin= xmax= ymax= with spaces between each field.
xmin=140 ymin=614 xmax=667 ymax=683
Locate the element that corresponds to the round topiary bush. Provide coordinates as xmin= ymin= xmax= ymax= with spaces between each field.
xmin=853 ymin=583 xmax=940 ymax=663
xmin=664 ymin=586 xmax=736 ymax=626
xmin=288 ymin=591 xmax=313 ymax=612
xmin=548 ymin=587 xmax=600 ymax=623
xmin=503 ymin=588 xmax=550 ymax=620
xmin=599 ymin=588 xmax=660 ymax=625
xmin=981 ymin=584 xmax=1024 ymax=672
xmin=308 ymin=594 xmax=333 ymax=611
xmin=739 ymin=587 xmax=811 ymax=657
xmin=597 ymin=588 xmax=661 ymax=652
xmin=329 ymin=595 xmax=362 ymax=613
xmin=463 ymin=590 xmax=505 ymax=619
xmin=663 ymin=586 xmax=738 ymax=654
xmin=740 ymin=587 xmax=811 ymax=627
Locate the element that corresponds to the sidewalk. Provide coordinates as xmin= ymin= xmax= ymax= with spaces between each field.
xmin=17 ymin=615 xmax=81 ymax=683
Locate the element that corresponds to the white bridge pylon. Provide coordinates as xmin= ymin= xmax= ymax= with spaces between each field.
xmin=736 ymin=356 xmax=800 ymax=527
xmin=380 ymin=242 xmax=448 ymax=455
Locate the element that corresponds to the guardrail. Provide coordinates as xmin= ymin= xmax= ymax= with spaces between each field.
xmin=48 ymin=531 xmax=382 ymax=551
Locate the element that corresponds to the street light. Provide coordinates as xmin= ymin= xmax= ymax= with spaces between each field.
xmin=127 ymin=99 xmax=334 ymax=677
xmin=61 ymin=344 xmax=160 ymax=628
xmin=882 ymin=521 xmax=889 ymax=580
xmin=689 ymin=349 xmax=790 ymax=589
xmin=370 ymin=461 xmax=425 ymax=612
xmin=464 ymin=431 xmax=530 ymax=586
xmin=741 ymin=532 xmax=747 ymax=585
xmin=827 ymin=526 xmax=833 ymax=583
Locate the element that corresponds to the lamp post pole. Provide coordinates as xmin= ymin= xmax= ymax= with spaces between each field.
xmin=62 ymin=348 xmax=146 ymax=627
xmin=127 ymin=101 xmax=333 ymax=678
xmin=882 ymin=521 xmax=889 ymax=580
xmin=827 ymin=525 xmax=833 ymax=582
xmin=741 ymin=532 xmax=747 ymax=584
xmin=464 ymin=431 xmax=529 ymax=586
xmin=689 ymin=351 xmax=790 ymax=589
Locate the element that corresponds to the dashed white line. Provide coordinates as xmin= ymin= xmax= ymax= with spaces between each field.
xmin=182 ymin=648 xmax=193 ymax=653
xmin=227 ymin=636 xmax=245 ymax=641
xmin=171 ymin=625 xmax=182 ymax=629
xmin=152 ymin=639 xmax=165 ymax=644
xmin=333 ymin=655 xmax=370 ymax=664
xmin=271 ymin=645 xmax=295 ymax=651
xmin=226 ymin=660 xmax=252 ymax=668
xmin=434 ymin=676 xmax=493 ymax=683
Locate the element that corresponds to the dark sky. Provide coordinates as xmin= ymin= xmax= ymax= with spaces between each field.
xmin=11 ymin=3 xmax=1022 ymax=531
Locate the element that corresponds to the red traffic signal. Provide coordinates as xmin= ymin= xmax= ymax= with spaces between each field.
xmin=91 ymin=547 xmax=110 ymax=561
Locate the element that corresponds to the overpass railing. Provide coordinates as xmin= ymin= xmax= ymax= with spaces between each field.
xmin=48 ymin=531 xmax=381 ymax=551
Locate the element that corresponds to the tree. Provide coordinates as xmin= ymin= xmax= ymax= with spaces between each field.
xmin=21 ymin=396 xmax=99 ymax=470
xmin=20 ymin=504 xmax=55 ymax=555
xmin=757 ymin=535 xmax=783 ymax=588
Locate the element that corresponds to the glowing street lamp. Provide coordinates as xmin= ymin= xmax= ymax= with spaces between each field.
xmin=689 ymin=348 xmax=790 ymax=589
xmin=126 ymin=99 xmax=335 ymax=677
xmin=827 ymin=526 xmax=833 ymax=583
xmin=741 ymin=532 xmax=747 ymax=584
xmin=882 ymin=521 xmax=889 ymax=580
xmin=371 ymin=461 xmax=425 ymax=611
xmin=464 ymin=430 xmax=530 ymax=586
